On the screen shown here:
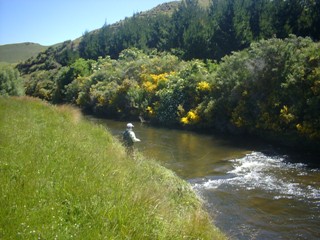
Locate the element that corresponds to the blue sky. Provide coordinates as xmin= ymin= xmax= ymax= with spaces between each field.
xmin=0 ymin=0 xmax=175 ymax=46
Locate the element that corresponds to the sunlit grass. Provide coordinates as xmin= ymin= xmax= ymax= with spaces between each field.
xmin=0 ymin=96 xmax=226 ymax=239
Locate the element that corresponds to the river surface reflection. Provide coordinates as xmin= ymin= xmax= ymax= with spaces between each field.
xmin=88 ymin=118 xmax=320 ymax=240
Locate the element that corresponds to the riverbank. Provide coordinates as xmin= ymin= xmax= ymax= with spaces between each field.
xmin=0 ymin=96 xmax=226 ymax=239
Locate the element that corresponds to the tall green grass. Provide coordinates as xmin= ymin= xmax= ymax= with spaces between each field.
xmin=0 ymin=96 xmax=226 ymax=239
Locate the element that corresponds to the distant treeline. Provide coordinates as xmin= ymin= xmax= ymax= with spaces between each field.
xmin=79 ymin=0 xmax=320 ymax=61
xmin=17 ymin=0 xmax=320 ymax=72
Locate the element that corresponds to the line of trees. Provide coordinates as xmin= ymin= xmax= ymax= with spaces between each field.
xmin=78 ymin=0 xmax=320 ymax=61
xmin=17 ymin=0 xmax=320 ymax=74
xmin=21 ymin=36 xmax=320 ymax=151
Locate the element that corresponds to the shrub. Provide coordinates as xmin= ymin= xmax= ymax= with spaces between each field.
xmin=0 ymin=64 xmax=24 ymax=96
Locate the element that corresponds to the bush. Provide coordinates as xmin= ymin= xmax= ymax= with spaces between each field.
xmin=21 ymin=37 xmax=320 ymax=151
xmin=0 ymin=64 xmax=24 ymax=96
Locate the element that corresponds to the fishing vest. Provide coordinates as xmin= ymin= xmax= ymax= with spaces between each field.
xmin=123 ymin=129 xmax=133 ymax=146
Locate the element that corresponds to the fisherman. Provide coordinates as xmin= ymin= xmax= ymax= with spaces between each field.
xmin=122 ymin=123 xmax=141 ymax=156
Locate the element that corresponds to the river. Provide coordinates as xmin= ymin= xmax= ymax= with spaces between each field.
xmin=88 ymin=118 xmax=320 ymax=240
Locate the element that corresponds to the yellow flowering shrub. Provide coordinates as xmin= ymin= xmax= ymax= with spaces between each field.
xmin=181 ymin=117 xmax=189 ymax=124
xmin=141 ymin=72 xmax=175 ymax=92
xmin=146 ymin=106 xmax=155 ymax=116
xmin=150 ymin=73 xmax=168 ymax=84
xmin=196 ymin=81 xmax=211 ymax=92
xmin=143 ymin=81 xmax=157 ymax=92
xmin=180 ymin=110 xmax=200 ymax=125
xmin=280 ymin=105 xmax=295 ymax=124
xmin=97 ymin=95 xmax=105 ymax=105
xmin=296 ymin=122 xmax=320 ymax=139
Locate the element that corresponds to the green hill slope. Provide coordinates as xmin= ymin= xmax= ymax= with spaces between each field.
xmin=0 ymin=42 xmax=48 ymax=63
xmin=0 ymin=96 xmax=225 ymax=239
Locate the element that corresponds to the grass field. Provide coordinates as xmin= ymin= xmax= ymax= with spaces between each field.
xmin=0 ymin=43 xmax=48 ymax=64
xmin=0 ymin=96 xmax=226 ymax=239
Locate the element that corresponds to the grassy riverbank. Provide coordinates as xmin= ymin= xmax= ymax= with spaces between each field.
xmin=0 ymin=96 xmax=226 ymax=239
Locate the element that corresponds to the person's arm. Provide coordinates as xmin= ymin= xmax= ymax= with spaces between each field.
xmin=129 ymin=131 xmax=141 ymax=142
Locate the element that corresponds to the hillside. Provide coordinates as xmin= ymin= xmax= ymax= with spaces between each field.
xmin=17 ymin=0 xmax=320 ymax=74
xmin=138 ymin=1 xmax=180 ymax=17
xmin=0 ymin=96 xmax=226 ymax=239
xmin=0 ymin=1 xmax=180 ymax=65
xmin=72 ymin=1 xmax=181 ymax=44
xmin=0 ymin=42 xmax=48 ymax=63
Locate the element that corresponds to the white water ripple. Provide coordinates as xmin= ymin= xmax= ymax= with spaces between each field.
xmin=194 ymin=152 xmax=320 ymax=201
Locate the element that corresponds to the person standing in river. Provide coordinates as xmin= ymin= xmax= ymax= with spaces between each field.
xmin=123 ymin=123 xmax=141 ymax=157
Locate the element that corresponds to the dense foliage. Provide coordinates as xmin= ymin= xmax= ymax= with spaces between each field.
xmin=0 ymin=64 xmax=24 ymax=96
xmin=22 ymin=36 xmax=320 ymax=150
xmin=16 ymin=0 xmax=320 ymax=72
xmin=77 ymin=0 xmax=320 ymax=61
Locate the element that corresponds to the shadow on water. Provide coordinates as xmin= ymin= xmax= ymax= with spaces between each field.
xmin=87 ymin=117 xmax=320 ymax=240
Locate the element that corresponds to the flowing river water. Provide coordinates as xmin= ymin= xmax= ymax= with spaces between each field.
xmin=89 ymin=118 xmax=320 ymax=240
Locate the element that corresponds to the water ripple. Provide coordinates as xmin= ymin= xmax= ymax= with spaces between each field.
xmin=194 ymin=152 xmax=320 ymax=202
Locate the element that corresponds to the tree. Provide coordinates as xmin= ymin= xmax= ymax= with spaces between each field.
xmin=208 ymin=0 xmax=240 ymax=60
xmin=0 ymin=64 xmax=24 ymax=96
xmin=79 ymin=31 xmax=100 ymax=59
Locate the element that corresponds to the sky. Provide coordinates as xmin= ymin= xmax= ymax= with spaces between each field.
xmin=0 ymin=0 xmax=175 ymax=46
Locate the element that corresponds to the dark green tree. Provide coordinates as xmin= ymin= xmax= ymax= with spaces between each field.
xmin=208 ymin=0 xmax=240 ymax=60
xmin=79 ymin=31 xmax=100 ymax=59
